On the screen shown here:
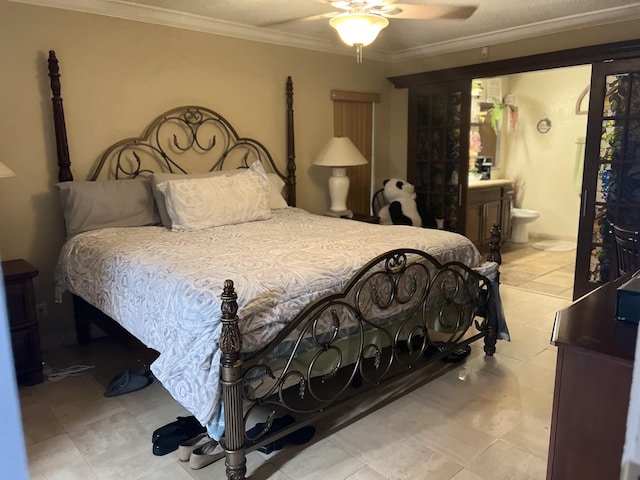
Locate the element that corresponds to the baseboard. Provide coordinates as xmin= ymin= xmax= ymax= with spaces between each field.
xmin=529 ymin=233 xmax=577 ymax=243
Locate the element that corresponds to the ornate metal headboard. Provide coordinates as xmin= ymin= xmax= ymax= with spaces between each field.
xmin=47 ymin=50 xmax=297 ymax=206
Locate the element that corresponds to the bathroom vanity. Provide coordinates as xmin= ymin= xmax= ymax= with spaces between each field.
xmin=466 ymin=179 xmax=513 ymax=248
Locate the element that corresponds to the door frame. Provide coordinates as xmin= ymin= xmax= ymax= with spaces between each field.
xmin=573 ymin=58 xmax=640 ymax=298
xmin=389 ymin=39 xmax=640 ymax=89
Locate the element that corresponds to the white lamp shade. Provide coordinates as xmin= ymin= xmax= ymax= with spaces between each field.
xmin=313 ymin=137 xmax=368 ymax=168
xmin=0 ymin=161 xmax=16 ymax=178
xmin=329 ymin=13 xmax=389 ymax=47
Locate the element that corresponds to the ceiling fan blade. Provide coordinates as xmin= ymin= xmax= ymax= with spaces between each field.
xmin=375 ymin=3 xmax=477 ymax=20
xmin=259 ymin=12 xmax=339 ymax=28
xmin=313 ymin=0 xmax=351 ymax=11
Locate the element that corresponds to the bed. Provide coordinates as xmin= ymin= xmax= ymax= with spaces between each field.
xmin=47 ymin=50 xmax=508 ymax=479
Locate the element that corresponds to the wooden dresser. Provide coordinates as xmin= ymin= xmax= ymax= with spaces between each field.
xmin=466 ymin=179 xmax=513 ymax=248
xmin=2 ymin=259 xmax=43 ymax=385
xmin=547 ymin=276 xmax=636 ymax=479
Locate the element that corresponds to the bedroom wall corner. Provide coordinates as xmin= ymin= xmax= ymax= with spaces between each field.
xmin=386 ymin=86 xmax=409 ymax=183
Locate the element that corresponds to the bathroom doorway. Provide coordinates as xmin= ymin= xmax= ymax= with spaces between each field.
xmin=391 ymin=39 xmax=640 ymax=300
xmin=471 ymin=66 xmax=591 ymax=299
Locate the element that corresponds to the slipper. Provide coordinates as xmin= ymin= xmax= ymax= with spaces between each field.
xmin=246 ymin=414 xmax=295 ymax=444
xmin=104 ymin=369 xmax=153 ymax=397
xmin=443 ymin=345 xmax=471 ymax=363
xmin=246 ymin=415 xmax=315 ymax=454
xmin=189 ymin=439 xmax=224 ymax=470
xmin=177 ymin=432 xmax=210 ymax=462
xmin=258 ymin=425 xmax=316 ymax=454
xmin=152 ymin=416 xmax=207 ymax=456
xmin=152 ymin=415 xmax=203 ymax=443
xmin=429 ymin=341 xmax=472 ymax=363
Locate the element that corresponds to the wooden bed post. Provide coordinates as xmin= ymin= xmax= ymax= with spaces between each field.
xmin=47 ymin=50 xmax=73 ymax=182
xmin=219 ymin=280 xmax=246 ymax=480
xmin=286 ymin=76 xmax=296 ymax=207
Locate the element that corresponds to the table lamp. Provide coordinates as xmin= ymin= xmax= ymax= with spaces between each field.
xmin=0 ymin=161 xmax=16 ymax=179
xmin=313 ymin=137 xmax=368 ymax=218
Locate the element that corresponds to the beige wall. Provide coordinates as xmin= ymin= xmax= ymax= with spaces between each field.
xmin=498 ymin=66 xmax=591 ymax=242
xmin=0 ymin=1 xmax=393 ymax=348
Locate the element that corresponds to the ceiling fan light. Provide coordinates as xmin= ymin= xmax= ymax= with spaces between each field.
xmin=329 ymin=13 xmax=389 ymax=47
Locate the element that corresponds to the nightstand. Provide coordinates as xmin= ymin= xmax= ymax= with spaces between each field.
xmin=2 ymin=259 xmax=43 ymax=385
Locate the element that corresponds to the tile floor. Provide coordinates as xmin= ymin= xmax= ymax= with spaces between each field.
xmin=499 ymin=240 xmax=576 ymax=300
xmin=19 ymin=242 xmax=574 ymax=479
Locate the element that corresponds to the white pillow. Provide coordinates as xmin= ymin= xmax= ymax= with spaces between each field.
xmin=156 ymin=161 xmax=271 ymax=232
xmin=151 ymin=170 xmax=242 ymax=228
xmin=152 ymin=167 xmax=288 ymax=227
xmin=267 ymin=173 xmax=289 ymax=209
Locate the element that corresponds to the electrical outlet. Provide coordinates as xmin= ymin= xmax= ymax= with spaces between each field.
xmin=36 ymin=303 xmax=47 ymax=321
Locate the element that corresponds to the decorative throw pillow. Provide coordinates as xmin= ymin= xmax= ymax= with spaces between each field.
xmin=156 ymin=161 xmax=271 ymax=232
xmin=150 ymin=170 xmax=241 ymax=228
xmin=55 ymin=178 xmax=159 ymax=239
xmin=151 ymin=165 xmax=288 ymax=228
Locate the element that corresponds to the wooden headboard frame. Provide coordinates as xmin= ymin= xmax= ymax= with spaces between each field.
xmin=47 ymin=50 xmax=297 ymax=207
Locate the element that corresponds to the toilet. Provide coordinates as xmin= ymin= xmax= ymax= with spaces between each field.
xmin=511 ymin=208 xmax=540 ymax=243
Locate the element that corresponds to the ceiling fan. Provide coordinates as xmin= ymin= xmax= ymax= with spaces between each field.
xmin=265 ymin=1 xmax=477 ymax=62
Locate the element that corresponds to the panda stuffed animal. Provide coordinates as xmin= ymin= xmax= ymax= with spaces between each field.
xmin=378 ymin=178 xmax=437 ymax=228
xmin=378 ymin=178 xmax=422 ymax=227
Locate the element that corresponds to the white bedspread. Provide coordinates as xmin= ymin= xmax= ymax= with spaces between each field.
xmin=55 ymin=208 xmax=489 ymax=436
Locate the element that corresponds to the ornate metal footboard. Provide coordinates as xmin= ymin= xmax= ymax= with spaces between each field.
xmin=218 ymin=248 xmax=500 ymax=479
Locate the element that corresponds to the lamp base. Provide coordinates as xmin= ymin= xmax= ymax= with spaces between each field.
xmin=325 ymin=209 xmax=353 ymax=219
xmin=327 ymin=167 xmax=350 ymax=214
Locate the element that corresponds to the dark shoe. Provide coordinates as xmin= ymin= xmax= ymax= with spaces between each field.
xmin=153 ymin=427 xmax=205 ymax=456
xmin=152 ymin=415 xmax=203 ymax=443
xmin=152 ymin=416 xmax=207 ymax=456
xmin=429 ymin=341 xmax=472 ymax=363
xmin=104 ymin=369 xmax=153 ymax=397
xmin=246 ymin=415 xmax=315 ymax=454
xmin=258 ymin=425 xmax=316 ymax=454
xmin=246 ymin=414 xmax=295 ymax=444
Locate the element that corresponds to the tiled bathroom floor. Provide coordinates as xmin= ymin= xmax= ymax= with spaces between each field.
xmin=20 ymin=278 xmax=569 ymax=480
xmin=499 ymin=240 xmax=576 ymax=299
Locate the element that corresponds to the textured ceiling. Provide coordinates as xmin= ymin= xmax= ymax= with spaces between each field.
xmin=15 ymin=0 xmax=640 ymax=61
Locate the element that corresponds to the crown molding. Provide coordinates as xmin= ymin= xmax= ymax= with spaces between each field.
xmin=10 ymin=0 xmax=384 ymax=58
xmin=389 ymin=4 xmax=640 ymax=63
xmin=9 ymin=0 xmax=640 ymax=64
